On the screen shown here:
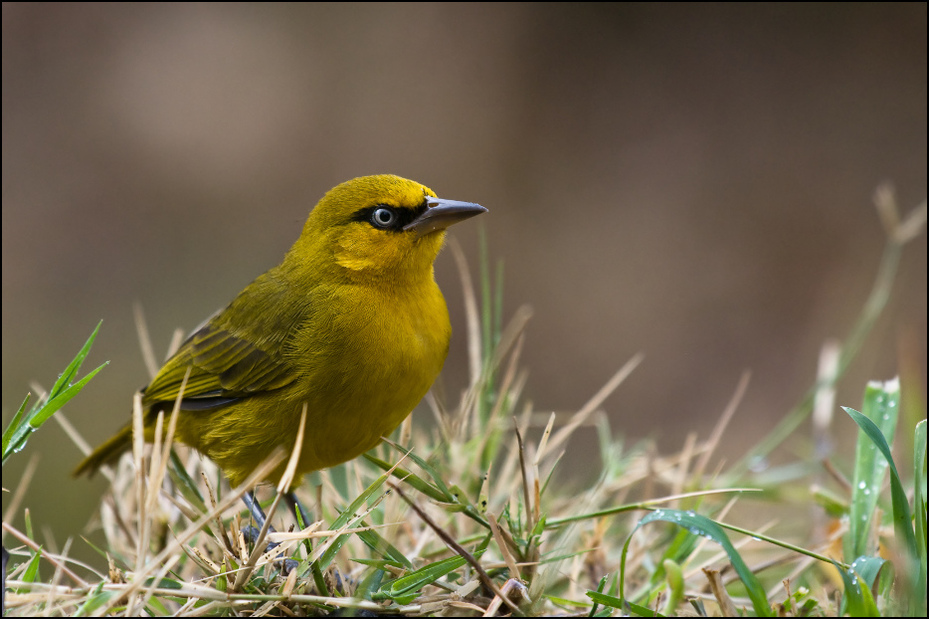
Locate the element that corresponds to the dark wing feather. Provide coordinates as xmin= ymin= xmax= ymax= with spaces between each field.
xmin=142 ymin=271 xmax=303 ymax=410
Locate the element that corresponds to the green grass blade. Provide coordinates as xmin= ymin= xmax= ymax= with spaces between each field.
xmin=914 ymin=420 xmax=927 ymax=556
xmin=354 ymin=566 xmax=386 ymax=601
xmin=587 ymin=590 xmax=663 ymax=617
xmin=363 ymin=453 xmax=450 ymax=503
xmin=19 ymin=549 xmax=42 ymax=587
xmin=587 ymin=573 xmax=609 ymax=617
xmin=30 ymin=362 xmax=107 ymax=429
xmin=355 ymin=527 xmax=415 ymax=570
xmin=845 ymin=380 xmax=900 ymax=560
xmin=913 ymin=419 xmax=927 ymax=615
xmin=382 ymin=443 xmax=455 ymax=500
xmin=1 ymin=394 xmax=31 ymax=462
xmin=45 ymin=320 xmax=102 ymax=400
xmin=167 ymin=449 xmax=207 ymax=510
xmin=378 ymin=547 xmax=487 ymax=605
xmin=2 ymin=323 xmax=107 ymax=465
xmin=547 ymin=489 xmax=759 ymax=528
xmin=493 ymin=259 xmax=504 ymax=353
xmin=72 ymin=582 xmax=113 ymax=617
xmin=833 ymin=559 xmax=880 ymax=617
xmin=661 ymin=559 xmax=685 ymax=615
xmin=843 ymin=406 xmax=918 ymax=563
xmin=849 ymin=555 xmax=888 ymax=591
xmin=383 ymin=553 xmax=467 ymax=602
xmin=315 ymin=470 xmax=390 ymax=569
xmin=620 ymin=509 xmax=774 ymax=617
xmin=479 ymin=226 xmax=492 ymax=368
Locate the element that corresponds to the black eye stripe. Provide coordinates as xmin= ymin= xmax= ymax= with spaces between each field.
xmin=350 ymin=201 xmax=429 ymax=231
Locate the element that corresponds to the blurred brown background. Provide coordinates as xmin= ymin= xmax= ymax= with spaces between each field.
xmin=3 ymin=4 xmax=926 ymax=555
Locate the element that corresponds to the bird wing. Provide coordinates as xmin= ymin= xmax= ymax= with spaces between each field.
xmin=141 ymin=272 xmax=302 ymax=410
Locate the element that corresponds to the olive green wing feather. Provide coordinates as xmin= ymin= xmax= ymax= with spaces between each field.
xmin=74 ymin=271 xmax=305 ymax=477
xmin=142 ymin=272 xmax=304 ymax=410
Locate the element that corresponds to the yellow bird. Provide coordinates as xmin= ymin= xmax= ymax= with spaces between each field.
xmin=75 ymin=175 xmax=486 ymax=486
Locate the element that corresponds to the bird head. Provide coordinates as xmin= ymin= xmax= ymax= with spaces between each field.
xmin=290 ymin=175 xmax=486 ymax=283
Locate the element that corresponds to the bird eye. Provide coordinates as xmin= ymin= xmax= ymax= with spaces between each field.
xmin=371 ymin=207 xmax=396 ymax=229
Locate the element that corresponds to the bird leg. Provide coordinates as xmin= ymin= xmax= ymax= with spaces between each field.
xmin=285 ymin=491 xmax=312 ymax=528
xmin=240 ymin=490 xmax=300 ymax=574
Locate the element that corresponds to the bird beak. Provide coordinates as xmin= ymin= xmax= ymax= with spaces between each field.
xmin=404 ymin=197 xmax=487 ymax=237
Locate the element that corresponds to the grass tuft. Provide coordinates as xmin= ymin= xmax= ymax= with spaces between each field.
xmin=2 ymin=189 xmax=926 ymax=616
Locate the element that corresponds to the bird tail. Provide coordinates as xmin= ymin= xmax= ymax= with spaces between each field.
xmin=72 ymin=423 xmax=133 ymax=477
